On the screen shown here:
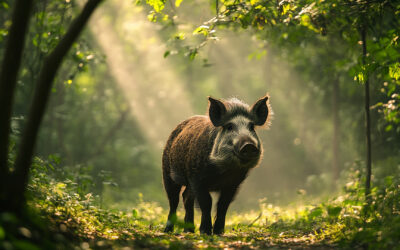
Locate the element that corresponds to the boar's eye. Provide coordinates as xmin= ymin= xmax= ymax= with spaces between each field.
xmin=249 ymin=123 xmax=255 ymax=131
xmin=224 ymin=123 xmax=234 ymax=131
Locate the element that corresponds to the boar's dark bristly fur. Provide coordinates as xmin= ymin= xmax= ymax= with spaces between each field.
xmin=162 ymin=94 xmax=271 ymax=235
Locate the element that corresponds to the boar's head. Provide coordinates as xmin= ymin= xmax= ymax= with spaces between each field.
xmin=208 ymin=94 xmax=271 ymax=168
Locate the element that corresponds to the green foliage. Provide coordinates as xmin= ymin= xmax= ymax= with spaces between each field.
xmin=1 ymin=0 xmax=163 ymax=207
xmin=2 ymin=155 xmax=399 ymax=249
xmin=144 ymin=0 xmax=400 ymax=141
xmin=146 ymin=0 xmax=165 ymax=13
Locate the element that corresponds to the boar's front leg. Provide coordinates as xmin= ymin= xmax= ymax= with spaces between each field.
xmin=192 ymin=182 xmax=213 ymax=235
xmin=182 ymin=186 xmax=195 ymax=232
xmin=213 ymin=187 xmax=238 ymax=235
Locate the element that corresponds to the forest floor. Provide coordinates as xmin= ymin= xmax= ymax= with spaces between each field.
xmin=2 ymin=159 xmax=399 ymax=249
xmin=2 ymin=193 xmax=345 ymax=250
xmin=2 ymin=194 xmax=349 ymax=250
xmin=40 ymin=204 xmax=340 ymax=250
xmin=64 ymin=226 xmax=337 ymax=249
xmin=2 ymin=191 xmax=395 ymax=250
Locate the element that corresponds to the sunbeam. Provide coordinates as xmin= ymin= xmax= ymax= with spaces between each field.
xmin=88 ymin=0 xmax=194 ymax=150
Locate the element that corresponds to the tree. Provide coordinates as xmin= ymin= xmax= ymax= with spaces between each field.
xmin=0 ymin=0 xmax=103 ymax=213
xmin=0 ymin=0 xmax=33 ymax=207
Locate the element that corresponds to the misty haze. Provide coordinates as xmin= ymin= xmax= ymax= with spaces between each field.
xmin=0 ymin=0 xmax=399 ymax=248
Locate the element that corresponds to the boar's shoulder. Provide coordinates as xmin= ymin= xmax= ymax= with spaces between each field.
xmin=163 ymin=116 xmax=217 ymax=181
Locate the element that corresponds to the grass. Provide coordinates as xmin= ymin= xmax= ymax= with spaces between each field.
xmin=1 ymin=156 xmax=400 ymax=249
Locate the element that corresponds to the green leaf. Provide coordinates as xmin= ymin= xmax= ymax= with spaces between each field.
xmin=282 ymin=4 xmax=290 ymax=15
xmin=174 ymin=32 xmax=185 ymax=40
xmin=193 ymin=26 xmax=209 ymax=36
xmin=309 ymin=207 xmax=323 ymax=219
xmin=175 ymin=0 xmax=183 ymax=7
xmin=147 ymin=12 xmax=157 ymax=22
xmin=164 ymin=51 xmax=170 ymax=58
xmin=32 ymin=34 xmax=39 ymax=47
xmin=357 ymin=72 xmax=365 ymax=83
xmin=385 ymin=124 xmax=393 ymax=132
xmin=389 ymin=63 xmax=400 ymax=80
xmin=132 ymin=209 xmax=138 ymax=218
xmin=146 ymin=0 xmax=165 ymax=13
xmin=49 ymin=154 xmax=61 ymax=165
xmin=0 ymin=226 xmax=5 ymax=240
xmin=2 ymin=2 xmax=9 ymax=9
xmin=300 ymin=15 xmax=318 ymax=33
xmin=327 ymin=206 xmax=342 ymax=217
xmin=384 ymin=176 xmax=394 ymax=187
xmin=188 ymin=50 xmax=198 ymax=60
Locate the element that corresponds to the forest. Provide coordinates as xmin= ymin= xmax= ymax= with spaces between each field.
xmin=0 ymin=0 xmax=399 ymax=249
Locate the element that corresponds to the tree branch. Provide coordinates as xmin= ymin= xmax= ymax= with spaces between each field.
xmin=9 ymin=0 xmax=103 ymax=212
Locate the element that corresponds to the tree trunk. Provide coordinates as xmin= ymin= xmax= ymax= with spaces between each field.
xmin=361 ymin=26 xmax=372 ymax=202
xmin=7 ymin=0 xmax=103 ymax=213
xmin=332 ymin=79 xmax=340 ymax=185
xmin=0 ymin=0 xmax=33 ymax=204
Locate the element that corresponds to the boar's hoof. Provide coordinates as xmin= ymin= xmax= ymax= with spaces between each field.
xmin=213 ymin=227 xmax=224 ymax=235
xmin=183 ymin=227 xmax=195 ymax=233
xmin=200 ymin=227 xmax=212 ymax=235
xmin=164 ymin=222 xmax=174 ymax=233
xmin=183 ymin=223 xmax=195 ymax=233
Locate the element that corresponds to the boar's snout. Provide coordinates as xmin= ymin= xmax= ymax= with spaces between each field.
xmin=239 ymin=143 xmax=259 ymax=159
xmin=235 ymin=136 xmax=260 ymax=160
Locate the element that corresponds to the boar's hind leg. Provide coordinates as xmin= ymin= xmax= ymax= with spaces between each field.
xmin=213 ymin=187 xmax=238 ymax=235
xmin=182 ymin=186 xmax=195 ymax=232
xmin=163 ymin=174 xmax=182 ymax=233
xmin=191 ymin=183 xmax=212 ymax=235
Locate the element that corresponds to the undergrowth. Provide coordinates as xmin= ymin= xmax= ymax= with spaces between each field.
xmin=1 ymin=155 xmax=399 ymax=249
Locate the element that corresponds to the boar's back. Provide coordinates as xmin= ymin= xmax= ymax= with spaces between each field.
xmin=163 ymin=115 xmax=216 ymax=186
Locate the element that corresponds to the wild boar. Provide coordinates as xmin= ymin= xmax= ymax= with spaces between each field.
xmin=162 ymin=94 xmax=271 ymax=235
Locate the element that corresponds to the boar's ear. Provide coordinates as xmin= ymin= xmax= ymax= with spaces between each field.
xmin=208 ymin=96 xmax=227 ymax=127
xmin=251 ymin=94 xmax=269 ymax=126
